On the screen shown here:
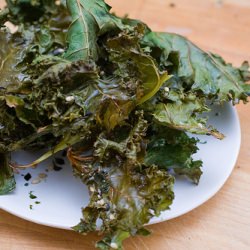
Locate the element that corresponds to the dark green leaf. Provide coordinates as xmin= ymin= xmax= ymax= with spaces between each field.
xmin=105 ymin=28 xmax=170 ymax=106
xmin=6 ymin=0 xmax=57 ymax=23
xmin=64 ymin=0 xmax=124 ymax=61
xmin=69 ymin=112 xmax=174 ymax=248
xmin=0 ymin=28 xmax=29 ymax=91
xmin=142 ymin=32 xmax=249 ymax=103
xmin=152 ymin=99 xmax=224 ymax=139
xmin=145 ymin=126 xmax=203 ymax=183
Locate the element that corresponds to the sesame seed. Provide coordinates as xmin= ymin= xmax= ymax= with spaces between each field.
xmin=65 ymin=96 xmax=75 ymax=102
xmin=198 ymin=123 xmax=203 ymax=128
xmin=31 ymin=178 xmax=41 ymax=185
xmin=164 ymin=87 xmax=169 ymax=92
xmin=110 ymin=243 xmax=118 ymax=249
xmin=97 ymin=199 xmax=105 ymax=206
xmin=109 ymin=214 xmax=115 ymax=220
xmin=38 ymin=173 xmax=47 ymax=179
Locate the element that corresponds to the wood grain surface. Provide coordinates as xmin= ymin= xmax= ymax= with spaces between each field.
xmin=0 ymin=0 xmax=250 ymax=249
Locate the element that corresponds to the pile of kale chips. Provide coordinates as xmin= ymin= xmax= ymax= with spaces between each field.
xmin=0 ymin=0 xmax=249 ymax=249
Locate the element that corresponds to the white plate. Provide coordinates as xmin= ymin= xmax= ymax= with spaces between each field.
xmin=0 ymin=103 xmax=241 ymax=229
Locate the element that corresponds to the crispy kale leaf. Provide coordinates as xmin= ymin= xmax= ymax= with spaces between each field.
xmin=145 ymin=126 xmax=202 ymax=184
xmin=152 ymin=91 xmax=223 ymax=139
xmin=138 ymin=30 xmax=250 ymax=138
xmin=0 ymin=28 xmax=29 ymax=91
xmin=64 ymin=0 xmax=124 ymax=61
xmin=104 ymin=26 xmax=170 ymax=106
xmin=142 ymin=32 xmax=249 ymax=103
xmin=6 ymin=0 xmax=57 ymax=23
xmin=69 ymin=112 xmax=175 ymax=250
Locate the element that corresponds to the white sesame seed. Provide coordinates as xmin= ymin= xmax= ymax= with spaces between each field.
xmin=164 ymin=87 xmax=169 ymax=92
xmin=31 ymin=178 xmax=41 ymax=185
xmin=149 ymin=209 xmax=154 ymax=215
xmin=198 ymin=123 xmax=203 ymax=128
xmin=65 ymin=96 xmax=75 ymax=102
xmin=97 ymin=199 xmax=105 ymax=206
xmin=110 ymin=243 xmax=118 ymax=249
xmin=109 ymin=214 xmax=115 ymax=220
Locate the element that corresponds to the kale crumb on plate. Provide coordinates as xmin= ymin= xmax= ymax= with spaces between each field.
xmin=29 ymin=191 xmax=37 ymax=200
xmin=0 ymin=0 xmax=249 ymax=249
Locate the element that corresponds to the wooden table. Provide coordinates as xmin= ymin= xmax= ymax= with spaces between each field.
xmin=0 ymin=0 xmax=250 ymax=249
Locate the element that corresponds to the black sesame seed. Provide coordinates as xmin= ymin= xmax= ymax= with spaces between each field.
xmin=53 ymin=161 xmax=63 ymax=171
xmin=54 ymin=157 xmax=65 ymax=165
xmin=24 ymin=173 xmax=32 ymax=181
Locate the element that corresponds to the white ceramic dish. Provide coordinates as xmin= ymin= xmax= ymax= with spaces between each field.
xmin=0 ymin=103 xmax=241 ymax=229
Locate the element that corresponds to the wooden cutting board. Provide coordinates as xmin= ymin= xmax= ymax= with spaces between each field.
xmin=0 ymin=1 xmax=250 ymax=249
